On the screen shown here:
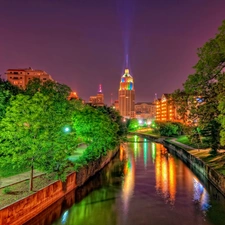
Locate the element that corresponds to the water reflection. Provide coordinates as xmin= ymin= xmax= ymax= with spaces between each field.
xmin=155 ymin=144 xmax=176 ymax=205
xmin=193 ymin=177 xmax=211 ymax=212
xmin=122 ymin=152 xmax=135 ymax=214
xmin=25 ymin=136 xmax=225 ymax=225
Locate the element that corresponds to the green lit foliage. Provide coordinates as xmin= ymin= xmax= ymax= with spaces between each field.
xmin=25 ymin=78 xmax=71 ymax=100
xmin=155 ymin=121 xmax=183 ymax=137
xmin=127 ymin=119 xmax=139 ymax=131
xmin=0 ymin=76 xmax=22 ymax=120
xmin=73 ymin=105 xmax=119 ymax=167
xmin=95 ymin=105 xmax=127 ymax=141
xmin=0 ymin=92 xmax=77 ymax=191
xmin=181 ymin=20 xmax=225 ymax=153
xmin=171 ymin=89 xmax=189 ymax=123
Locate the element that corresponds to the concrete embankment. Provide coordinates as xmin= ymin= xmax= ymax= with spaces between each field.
xmin=0 ymin=148 xmax=119 ymax=225
xmin=163 ymin=140 xmax=225 ymax=197
xmin=132 ymin=132 xmax=225 ymax=197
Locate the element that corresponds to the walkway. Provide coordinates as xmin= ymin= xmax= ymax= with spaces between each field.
xmin=168 ymin=138 xmax=194 ymax=150
xmin=0 ymin=144 xmax=87 ymax=189
xmin=0 ymin=170 xmax=44 ymax=189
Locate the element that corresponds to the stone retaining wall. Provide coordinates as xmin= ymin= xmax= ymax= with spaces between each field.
xmin=0 ymin=148 xmax=118 ymax=225
xmin=164 ymin=141 xmax=225 ymax=197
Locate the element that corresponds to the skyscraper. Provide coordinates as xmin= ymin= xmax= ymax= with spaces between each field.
xmin=89 ymin=84 xmax=104 ymax=106
xmin=118 ymin=69 xmax=135 ymax=118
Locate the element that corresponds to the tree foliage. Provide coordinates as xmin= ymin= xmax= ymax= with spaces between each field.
xmin=0 ymin=77 xmax=22 ymax=120
xmin=0 ymin=92 xmax=77 ymax=191
xmin=73 ymin=105 xmax=119 ymax=160
xmin=172 ymin=20 xmax=225 ymax=153
xmin=154 ymin=121 xmax=183 ymax=137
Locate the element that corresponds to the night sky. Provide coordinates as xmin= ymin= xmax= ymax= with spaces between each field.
xmin=0 ymin=0 xmax=225 ymax=104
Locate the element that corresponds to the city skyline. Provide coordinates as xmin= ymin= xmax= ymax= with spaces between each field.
xmin=0 ymin=0 xmax=225 ymax=104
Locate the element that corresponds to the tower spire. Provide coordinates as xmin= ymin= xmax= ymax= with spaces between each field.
xmin=98 ymin=84 xmax=102 ymax=93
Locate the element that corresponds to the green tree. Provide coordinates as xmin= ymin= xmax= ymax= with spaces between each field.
xmin=25 ymin=78 xmax=71 ymax=100
xmin=95 ymin=105 xmax=127 ymax=142
xmin=0 ymin=77 xmax=22 ymax=120
xmin=0 ymin=93 xmax=77 ymax=191
xmin=73 ymin=105 xmax=119 ymax=163
xmin=183 ymin=20 xmax=225 ymax=153
xmin=127 ymin=118 xmax=139 ymax=131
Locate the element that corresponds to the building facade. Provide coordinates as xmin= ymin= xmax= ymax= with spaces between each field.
xmin=6 ymin=67 xmax=53 ymax=89
xmin=89 ymin=84 xmax=104 ymax=106
xmin=135 ymin=102 xmax=156 ymax=119
xmin=118 ymin=69 xmax=135 ymax=118
xmin=155 ymin=94 xmax=180 ymax=122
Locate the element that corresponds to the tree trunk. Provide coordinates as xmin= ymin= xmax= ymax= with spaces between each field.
xmin=30 ymin=165 xmax=34 ymax=191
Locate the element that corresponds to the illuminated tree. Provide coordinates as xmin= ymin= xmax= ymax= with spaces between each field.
xmin=73 ymin=105 xmax=119 ymax=162
xmin=0 ymin=77 xmax=22 ymax=120
xmin=0 ymin=93 xmax=77 ymax=191
xmin=181 ymin=20 xmax=225 ymax=153
xmin=127 ymin=119 xmax=139 ymax=131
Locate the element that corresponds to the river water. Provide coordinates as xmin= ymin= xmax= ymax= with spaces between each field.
xmin=26 ymin=136 xmax=225 ymax=225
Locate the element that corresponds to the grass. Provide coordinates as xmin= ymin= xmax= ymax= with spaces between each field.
xmin=0 ymin=164 xmax=29 ymax=178
xmin=0 ymin=174 xmax=56 ymax=209
xmin=189 ymin=149 xmax=225 ymax=176
xmin=175 ymin=135 xmax=209 ymax=149
xmin=68 ymin=144 xmax=87 ymax=162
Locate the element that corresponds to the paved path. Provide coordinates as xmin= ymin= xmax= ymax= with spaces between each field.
xmin=168 ymin=138 xmax=194 ymax=150
xmin=0 ymin=144 xmax=87 ymax=189
xmin=0 ymin=170 xmax=44 ymax=189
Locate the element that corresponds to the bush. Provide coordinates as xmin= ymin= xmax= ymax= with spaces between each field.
xmin=2 ymin=187 xmax=11 ymax=194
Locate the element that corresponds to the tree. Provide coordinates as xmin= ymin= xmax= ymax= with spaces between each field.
xmin=171 ymin=89 xmax=190 ymax=123
xmin=127 ymin=118 xmax=139 ymax=131
xmin=182 ymin=20 xmax=225 ymax=154
xmin=0 ymin=93 xmax=77 ymax=191
xmin=73 ymin=105 xmax=119 ymax=161
xmin=0 ymin=76 xmax=22 ymax=120
xmin=94 ymin=105 xmax=127 ymax=142
xmin=25 ymin=78 xmax=71 ymax=100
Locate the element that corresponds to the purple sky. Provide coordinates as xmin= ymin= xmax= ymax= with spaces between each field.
xmin=0 ymin=0 xmax=224 ymax=104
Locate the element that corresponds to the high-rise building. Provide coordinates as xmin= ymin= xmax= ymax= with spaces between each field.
xmin=89 ymin=84 xmax=104 ymax=106
xmin=5 ymin=67 xmax=53 ymax=89
xmin=155 ymin=94 xmax=181 ymax=122
xmin=135 ymin=102 xmax=156 ymax=119
xmin=118 ymin=69 xmax=135 ymax=118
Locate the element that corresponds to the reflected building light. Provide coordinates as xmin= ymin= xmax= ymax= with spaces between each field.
xmin=193 ymin=178 xmax=211 ymax=212
xmin=61 ymin=210 xmax=69 ymax=224
xmin=155 ymin=145 xmax=177 ymax=205
xmin=144 ymin=139 xmax=148 ymax=168
xmin=162 ymin=157 xmax=168 ymax=198
xmin=151 ymin=143 xmax=156 ymax=163
xmin=168 ymin=157 xmax=176 ymax=204
xmin=120 ymin=144 xmax=124 ymax=161
xmin=134 ymin=142 xmax=138 ymax=161
xmin=122 ymin=156 xmax=135 ymax=215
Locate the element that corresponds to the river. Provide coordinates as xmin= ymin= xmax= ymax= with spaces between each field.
xmin=26 ymin=135 xmax=225 ymax=225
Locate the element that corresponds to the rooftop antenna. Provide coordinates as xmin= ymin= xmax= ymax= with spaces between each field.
xmin=111 ymin=93 xmax=113 ymax=105
xmin=98 ymin=84 xmax=102 ymax=93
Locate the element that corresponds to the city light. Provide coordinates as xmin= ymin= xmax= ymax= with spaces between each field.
xmin=63 ymin=126 xmax=71 ymax=133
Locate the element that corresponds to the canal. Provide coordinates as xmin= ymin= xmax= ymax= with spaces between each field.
xmin=26 ymin=136 xmax=225 ymax=225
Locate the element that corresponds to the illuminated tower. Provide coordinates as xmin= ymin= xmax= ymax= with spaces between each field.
xmin=89 ymin=84 xmax=104 ymax=106
xmin=118 ymin=69 xmax=135 ymax=118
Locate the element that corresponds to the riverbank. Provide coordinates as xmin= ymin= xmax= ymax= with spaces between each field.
xmin=132 ymin=132 xmax=225 ymax=197
xmin=0 ymin=147 xmax=120 ymax=225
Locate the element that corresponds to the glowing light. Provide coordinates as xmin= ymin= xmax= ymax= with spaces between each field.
xmin=144 ymin=139 xmax=148 ymax=168
xmin=63 ymin=126 xmax=71 ymax=133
